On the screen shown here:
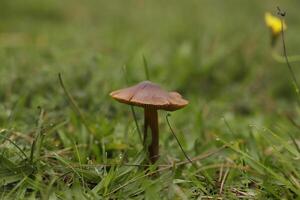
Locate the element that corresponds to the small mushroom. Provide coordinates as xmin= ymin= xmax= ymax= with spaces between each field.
xmin=110 ymin=81 xmax=188 ymax=163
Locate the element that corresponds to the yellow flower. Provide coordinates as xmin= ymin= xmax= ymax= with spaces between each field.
xmin=265 ymin=12 xmax=287 ymax=36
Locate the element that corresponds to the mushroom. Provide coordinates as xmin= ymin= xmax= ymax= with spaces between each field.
xmin=110 ymin=81 xmax=188 ymax=163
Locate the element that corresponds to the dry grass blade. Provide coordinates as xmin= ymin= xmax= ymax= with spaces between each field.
xmin=219 ymin=167 xmax=230 ymax=194
xmin=104 ymin=146 xmax=226 ymax=196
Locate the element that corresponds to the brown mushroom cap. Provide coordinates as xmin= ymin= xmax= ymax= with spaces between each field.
xmin=110 ymin=81 xmax=188 ymax=111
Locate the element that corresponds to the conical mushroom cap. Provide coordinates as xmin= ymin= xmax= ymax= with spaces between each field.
xmin=110 ymin=81 xmax=188 ymax=111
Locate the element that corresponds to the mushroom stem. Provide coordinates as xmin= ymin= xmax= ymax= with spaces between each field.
xmin=144 ymin=107 xmax=159 ymax=163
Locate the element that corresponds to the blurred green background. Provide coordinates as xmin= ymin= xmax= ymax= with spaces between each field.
xmin=1 ymin=0 xmax=300 ymax=156
xmin=1 ymin=0 xmax=300 ymax=152
xmin=0 ymin=0 xmax=300 ymax=198
xmin=1 ymin=0 xmax=300 ymax=120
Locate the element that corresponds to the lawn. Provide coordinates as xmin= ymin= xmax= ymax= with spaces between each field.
xmin=0 ymin=0 xmax=300 ymax=199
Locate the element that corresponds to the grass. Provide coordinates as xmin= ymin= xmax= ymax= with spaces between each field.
xmin=0 ymin=0 xmax=300 ymax=199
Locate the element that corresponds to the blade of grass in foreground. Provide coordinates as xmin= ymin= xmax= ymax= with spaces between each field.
xmin=58 ymin=73 xmax=95 ymax=136
xmin=222 ymin=139 xmax=300 ymax=195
